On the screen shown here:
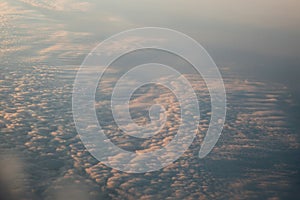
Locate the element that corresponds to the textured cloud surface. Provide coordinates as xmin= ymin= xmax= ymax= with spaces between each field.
xmin=1 ymin=61 xmax=299 ymax=199
xmin=1 ymin=1 xmax=299 ymax=199
xmin=19 ymin=0 xmax=91 ymax=11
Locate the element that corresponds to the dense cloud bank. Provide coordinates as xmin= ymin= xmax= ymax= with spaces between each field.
xmin=1 ymin=63 xmax=298 ymax=199
xmin=1 ymin=1 xmax=299 ymax=199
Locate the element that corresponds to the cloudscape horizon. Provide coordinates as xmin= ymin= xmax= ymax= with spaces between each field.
xmin=1 ymin=0 xmax=299 ymax=199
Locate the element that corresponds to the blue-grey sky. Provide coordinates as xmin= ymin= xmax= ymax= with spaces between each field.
xmin=9 ymin=0 xmax=299 ymax=81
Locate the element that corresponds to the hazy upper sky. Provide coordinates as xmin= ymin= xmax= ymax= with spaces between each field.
xmin=7 ymin=0 xmax=298 ymax=97
xmin=4 ymin=0 xmax=299 ymax=64
xmin=0 ymin=0 xmax=299 ymax=98
xmin=4 ymin=0 xmax=295 ymax=80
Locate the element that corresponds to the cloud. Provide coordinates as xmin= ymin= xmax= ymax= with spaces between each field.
xmin=0 ymin=152 xmax=28 ymax=200
xmin=19 ymin=0 xmax=92 ymax=12
xmin=1 ymin=1 xmax=299 ymax=196
xmin=1 ymin=62 xmax=299 ymax=198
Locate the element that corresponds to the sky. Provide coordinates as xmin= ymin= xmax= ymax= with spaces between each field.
xmin=3 ymin=0 xmax=299 ymax=65
xmin=7 ymin=0 xmax=300 ymax=91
